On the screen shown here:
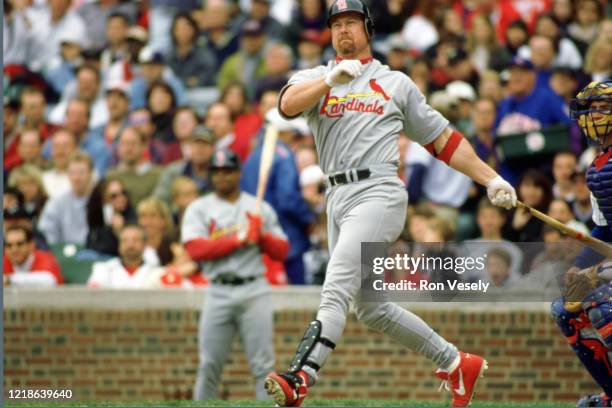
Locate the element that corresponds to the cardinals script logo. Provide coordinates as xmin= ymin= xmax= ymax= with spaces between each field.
xmin=320 ymin=79 xmax=391 ymax=118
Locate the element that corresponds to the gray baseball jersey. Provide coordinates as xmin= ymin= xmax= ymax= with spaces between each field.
xmin=183 ymin=192 xmax=281 ymax=400
xmin=181 ymin=192 xmax=286 ymax=279
xmin=282 ymin=59 xmax=449 ymax=174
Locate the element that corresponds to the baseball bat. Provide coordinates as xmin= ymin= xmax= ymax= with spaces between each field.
xmin=254 ymin=124 xmax=279 ymax=215
xmin=516 ymin=200 xmax=612 ymax=258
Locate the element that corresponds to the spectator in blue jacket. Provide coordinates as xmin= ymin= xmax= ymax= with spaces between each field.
xmin=495 ymin=57 xmax=571 ymax=137
xmin=240 ymin=109 xmax=314 ymax=284
xmin=495 ymin=57 xmax=572 ymax=184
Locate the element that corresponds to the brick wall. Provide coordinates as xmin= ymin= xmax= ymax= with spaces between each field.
xmin=3 ymin=288 xmax=599 ymax=403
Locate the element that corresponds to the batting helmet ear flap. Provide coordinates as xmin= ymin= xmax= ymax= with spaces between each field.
xmin=364 ymin=5 xmax=375 ymax=39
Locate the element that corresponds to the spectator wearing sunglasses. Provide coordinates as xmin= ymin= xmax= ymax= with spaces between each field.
xmin=85 ymin=177 xmax=137 ymax=258
xmin=3 ymin=224 xmax=64 ymax=287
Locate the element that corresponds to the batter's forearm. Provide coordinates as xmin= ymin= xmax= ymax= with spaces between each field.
xmin=432 ymin=128 xmax=497 ymax=185
xmin=449 ymin=140 xmax=498 ymax=185
xmin=280 ymin=79 xmax=330 ymax=117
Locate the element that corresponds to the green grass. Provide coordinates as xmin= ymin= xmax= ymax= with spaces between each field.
xmin=4 ymin=400 xmax=573 ymax=408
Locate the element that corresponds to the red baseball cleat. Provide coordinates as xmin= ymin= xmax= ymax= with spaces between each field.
xmin=264 ymin=370 xmax=309 ymax=407
xmin=435 ymin=352 xmax=488 ymax=407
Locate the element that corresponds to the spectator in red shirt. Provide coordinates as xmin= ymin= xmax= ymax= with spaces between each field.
xmin=3 ymin=224 xmax=64 ymax=287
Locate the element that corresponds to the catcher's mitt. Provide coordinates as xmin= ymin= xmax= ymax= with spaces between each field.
xmin=564 ymin=266 xmax=602 ymax=311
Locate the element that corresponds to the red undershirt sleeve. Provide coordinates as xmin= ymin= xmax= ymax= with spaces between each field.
xmin=184 ymin=237 xmax=243 ymax=261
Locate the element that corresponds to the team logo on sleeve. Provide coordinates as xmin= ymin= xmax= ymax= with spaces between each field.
xmin=319 ymin=79 xmax=391 ymax=118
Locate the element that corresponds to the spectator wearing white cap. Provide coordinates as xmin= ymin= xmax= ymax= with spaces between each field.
xmin=240 ymin=109 xmax=315 ymax=284
xmin=129 ymin=47 xmax=187 ymax=111
xmin=25 ymin=0 xmax=90 ymax=72
xmin=400 ymin=1 xmax=438 ymax=53
xmin=445 ymin=80 xmax=477 ymax=136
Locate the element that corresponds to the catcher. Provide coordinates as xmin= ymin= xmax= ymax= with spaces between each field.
xmin=552 ymin=80 xmax=612 ymax=407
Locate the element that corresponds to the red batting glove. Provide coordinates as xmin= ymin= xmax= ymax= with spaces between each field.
xmin=246 ymin=212 xmax=263 ymax=245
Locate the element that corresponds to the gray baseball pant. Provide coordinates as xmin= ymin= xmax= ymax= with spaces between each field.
xmin=305 ymin=175 xmax=458 ymax=376
xmin=194 ymin=278 xmax=274 ymax=400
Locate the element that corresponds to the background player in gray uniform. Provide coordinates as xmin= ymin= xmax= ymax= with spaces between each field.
xmin=264 ymin=1 xmax=517 ymax=407
xmin=181 ymin=149 xmax=289 ymax=400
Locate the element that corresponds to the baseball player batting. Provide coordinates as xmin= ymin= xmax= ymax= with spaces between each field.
xmin=181 ymin=149 xmax=290 ymax=400
xmin=551 ymin=80 xmax=612 ymax=407
xmin=264 ymin=1 xmax=517 ymax=407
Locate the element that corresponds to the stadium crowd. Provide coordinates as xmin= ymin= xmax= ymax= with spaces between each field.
xmin=3 ymin=0 xmax=611 ymax=288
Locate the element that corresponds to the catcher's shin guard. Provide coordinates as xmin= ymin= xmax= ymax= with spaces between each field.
xmin=551 ymin=299 xmax=612 ymax=396
xmin=583 ymin=282 xmax=612 ymax=350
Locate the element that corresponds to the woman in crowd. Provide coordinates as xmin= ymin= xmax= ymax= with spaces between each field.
xmin=137 ymin=197 xmax=198 ymax=279
xmin=503 ymin=169 xmax=553 ymax=272
xmin=146 ymin=80 xmax=177 ymax=143
xmin=7 ymin=164 xmax=48 ymax=220
xmin=137 ymin=197 xmax=177 ymax=266
xmin=583 ymin=40 xmax=611 ymax=83
xmin=86 ymin=177 xmax=137 ymax=257
xmin=167 ymin=12 xmax=218 ymax=88
xmin=220 ymin=82 xmax=252 ymax=122
xmin=503 ymin=169 xmax=552 ymax=243
xmin=466 ymin=14 xmax=511 ymax=74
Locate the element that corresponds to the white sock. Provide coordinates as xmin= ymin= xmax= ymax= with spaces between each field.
xmin=302 ymin=365 xmax=318 ymax=386
xmin=443 ymin=354 xmax=461 ymax=373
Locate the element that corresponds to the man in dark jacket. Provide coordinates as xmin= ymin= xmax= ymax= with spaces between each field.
xmin=240 ymin=109 xmax=314 ymax=284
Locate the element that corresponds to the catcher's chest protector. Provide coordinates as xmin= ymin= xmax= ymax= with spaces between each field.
xmin=588 ymin=157 xmax=612 ymax=226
